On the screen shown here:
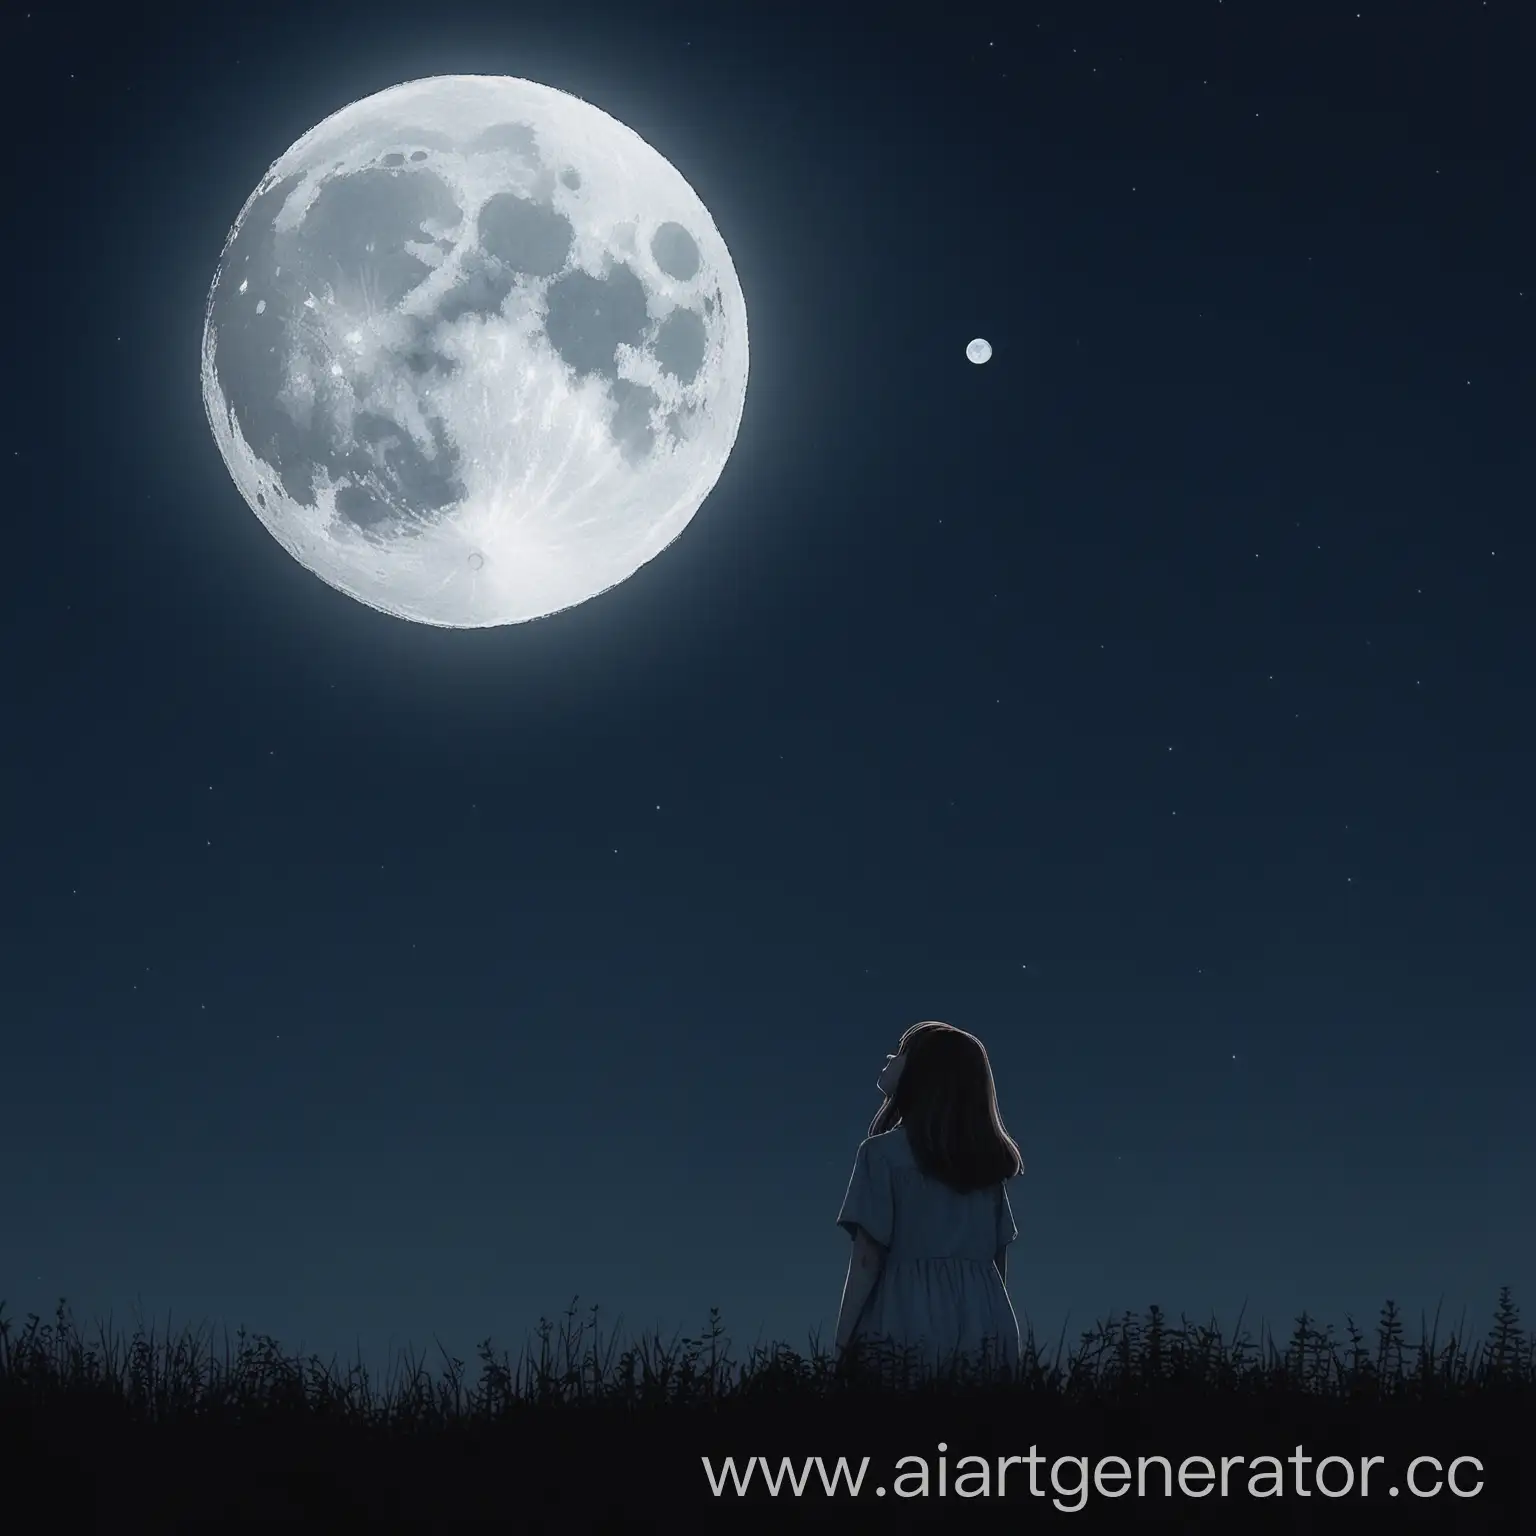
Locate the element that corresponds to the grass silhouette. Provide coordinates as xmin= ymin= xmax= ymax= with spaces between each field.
xmin=3 ymin=1287 xmax=1530 ymax=1529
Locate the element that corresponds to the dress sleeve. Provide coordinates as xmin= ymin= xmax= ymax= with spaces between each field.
xmin=835 ymin=1137 xmax=893 ymax=1247
xmin=996 ymin=1182 xmax=1019 ymax=1250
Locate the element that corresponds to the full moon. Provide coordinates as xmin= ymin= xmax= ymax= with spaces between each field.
xmin=966 ymin=337 xmax=992 ymax=365
xmin=200 ymin=75 xmax=750 ymax=627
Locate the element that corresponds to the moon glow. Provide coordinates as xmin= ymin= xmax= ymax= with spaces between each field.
xmin=201 ymin=75 xmax=750 ymax=627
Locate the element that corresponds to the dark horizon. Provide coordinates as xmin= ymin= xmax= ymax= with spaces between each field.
xmin=3 ymin=0 xmax=1531 ymax=1390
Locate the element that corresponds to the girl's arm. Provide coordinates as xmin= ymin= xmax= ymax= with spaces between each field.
xmin=834 ymin=1226 xmax=886 ymax=1355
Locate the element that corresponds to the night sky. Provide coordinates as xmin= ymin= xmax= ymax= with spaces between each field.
xmin=5 ymin=2 xmax=1531 ymax=1389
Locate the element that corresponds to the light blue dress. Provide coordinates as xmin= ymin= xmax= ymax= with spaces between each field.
xmin=836 ymin=1125 xmax=1020 ymax=1378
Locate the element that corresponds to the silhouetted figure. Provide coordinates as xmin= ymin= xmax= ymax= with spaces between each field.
xmin=834 ymin=1020 xmax=1023 ymax=1381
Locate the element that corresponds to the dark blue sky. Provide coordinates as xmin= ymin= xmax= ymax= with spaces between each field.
xmin=4 ymin=1 xmax=1531 ymax=1385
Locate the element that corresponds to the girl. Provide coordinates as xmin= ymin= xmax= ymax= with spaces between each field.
xmin=834 ymin=1020 xmax=1023 ymax=1380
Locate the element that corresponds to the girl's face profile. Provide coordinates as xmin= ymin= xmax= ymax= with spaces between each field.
xmin=876 ymin=1050 xmax=905 ymax=1097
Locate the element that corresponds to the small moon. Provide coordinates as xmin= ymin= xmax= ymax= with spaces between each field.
xmin=966 ymin=337 xmax=992 ymax=365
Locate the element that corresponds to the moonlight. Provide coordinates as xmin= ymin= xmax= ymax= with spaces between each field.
xmin=201 ymin=75 xmax=750 ymax=627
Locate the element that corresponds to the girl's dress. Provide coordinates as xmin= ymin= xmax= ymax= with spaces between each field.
xmin=836 ymin=1124 xmax=1019 ymax=1377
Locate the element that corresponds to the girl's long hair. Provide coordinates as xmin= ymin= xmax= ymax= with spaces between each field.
xmin=869 ymin=1021 xmax=1023 ymax=1194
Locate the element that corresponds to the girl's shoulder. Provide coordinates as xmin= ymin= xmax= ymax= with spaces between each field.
xmin=868 ymin=1125 xmax=912 ymax=1161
